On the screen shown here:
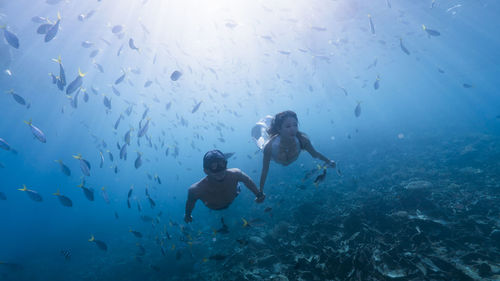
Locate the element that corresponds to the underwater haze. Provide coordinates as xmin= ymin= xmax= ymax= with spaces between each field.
xmin=1 ymin=0 xmax=500 ymax=280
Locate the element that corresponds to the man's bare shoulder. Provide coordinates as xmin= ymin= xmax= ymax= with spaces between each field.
xmin=189 ymin=177 xmax=208 ymax=191
xmin=226 ymin=168 xmax=242 ymax=174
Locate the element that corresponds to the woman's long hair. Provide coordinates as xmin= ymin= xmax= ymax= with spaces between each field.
xmin=267 ymin=110 xmax=298 ymax=136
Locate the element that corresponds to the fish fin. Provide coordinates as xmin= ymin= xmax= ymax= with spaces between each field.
xmin=51 ymin=55 xmax=62 ymax=64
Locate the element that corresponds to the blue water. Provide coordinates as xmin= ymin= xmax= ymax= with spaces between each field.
xmin=1 ymin=0 xmax=500 ymax=280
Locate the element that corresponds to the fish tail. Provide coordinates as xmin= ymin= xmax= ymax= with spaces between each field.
xmin=242 ymin=218 xmax=248 ymax=227
xmin=0 ymin=25 xmax=5 ymax=29
xmin=17 ymin=185 xmax=28 ymax=191
xmin=57 ymin=12 xmax=61 ymax=21
xmin=88 ymin=235 xmax=95 ymax=242
xmin=78 ymin=68 xmax=86 ymax=77
xmin=23 ymin=119 xmax=32 ymax=126
xmin=422 ymin=24 xmax=426 ymax=30
xmin=53 ymin=189 xmax=60 ymax=196
xmin=72 ymin=154 xmax=82 ymax=159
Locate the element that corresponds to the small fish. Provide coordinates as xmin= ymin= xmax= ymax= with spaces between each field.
xmin=32 ymin=16 xmax=48 ymax=23
xmin=111 ymin=86 xmax=121 ymax=96
xmin=368 ymin=14 xmax=375 ymax=35
xmin=45 ymin=12 xmax=61 ymax=42
xmin=6 ymin=89 xmax=26 ymax=106
xmin=144 ymin=80 xmax=152 ymax=88
xmin=114 ymin=114 xmax=123 ymax=130
xmin=114 ymin=211 xmax=119 ymax=219
xmin=147 ymin=196 xmax=156 ymax=208
xmin=89 ymin=49 xmax=99 ymax=58
xmin=53 ymin=189 xmax=73 ymax=207
xmin=340 ymin=87 xmax=348 ymax=96
xmin=242 ymin=218 xmax=250 ymax=228
xmin=400 ymin=38 xmax=410 ymax=55
xmin=99 ymin=151 xmax=104 ymax=168
xmin=72 ymin=154 xmax=91 ymax=176
xmin=422 ymin=25 xmax=440 ymax=37
xmin=66 ymin=68 xmax=85 ymax=95
xmin=140 ymin=215 xmax=153 ymax=222
xmin=60 ymin=249 xmax=71 ymax=261
xmin=55 ymin=159 xmax=71 ymax=176
xmin=136 ymin=244 xmax=146 ymax=256
xmin=103 ymin=95 xmax=112 ymax=110
xmin=130 ymin=229 xmax=143 ymax=238
xmin=137 ymin=118 xmax=150 ymax=138
xmin=81 ymin=41 xmax=93 ymax=48
xmin=0 ymin=138 xmax=10 ymax=151
xmin=374 ymin=75 xmax=380 ymax=90
xmin=94 ymin=62 xmax=104 ymax=73
xmin=129 ymin=38 xmax=140 ymax=51
xmin=17 ymin=185 xmax=43 ymax=202
xmin=191 ymin=101 xmax=202 ymax=113
xmin=111 ymin=25 xmax=123 ymax=34
xmin=313 ymin=169 xmax=327 ymax=186
xmin=120 ymin=144 xmax=127 ymax=160
xmin=463 ymin=83 xmax=473 ymax=88
xmin=117 ymin=44 xmax=124 ymax=56
xmin=101 ymin=187 xmax=110 ymax=204
xmin=124 ymin=128 xmax=133 ymax=145
xmin=5 ymin=69 xmax=12 ymax=76
xmin=154 ymin=174 xmax=162 ymax=184
xmin=37 ymin=23 xmax=53 ymax=34
xmin=134 ymin=152 xmax=142 ymax=169
xmin=354 ymin=102 xmax=361 ymax=117
xmin=115 ymin=70 xmax=126 ymax=85
xmin=24 ymin=119 xmax=46 ymax=143
xmin=1 ymin=26 xmax=20 ymax=49
xmin=128 ymin=185 xmax=134 ymax=199
xmin=170 ymin=70 xmax=182 ymax=81
xmin=88 ymin=235 xmax=107 ymax=251
xmin=77 ymin=181 xmax=94 ymax=201
xmin=386 ymin=0 xmax=391 ymax=8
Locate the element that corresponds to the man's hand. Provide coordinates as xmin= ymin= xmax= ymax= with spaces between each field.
xmin=255 ymin=192 xmax=265 ymax=203
xmin=184 ymin=214 xmax=193 ymax=223
xmin=327 ymin=160 xmax=336 ymax=168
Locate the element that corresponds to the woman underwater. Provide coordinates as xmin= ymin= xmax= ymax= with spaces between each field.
xmin=255 ymin=110 xmax=336 ymax=193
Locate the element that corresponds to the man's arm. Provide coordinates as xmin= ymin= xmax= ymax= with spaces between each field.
xmin=237 ymin=169 xmax=265 ymax=203
xmin=184 ymin=187 xmax=198 ymax=223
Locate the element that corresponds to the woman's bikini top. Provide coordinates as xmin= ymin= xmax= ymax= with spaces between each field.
xmin=271 ymin=135 xmax=301 ymax=165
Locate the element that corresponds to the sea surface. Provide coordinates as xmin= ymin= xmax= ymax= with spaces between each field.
xmin=1 ymin=0 xmax=499 ymax=280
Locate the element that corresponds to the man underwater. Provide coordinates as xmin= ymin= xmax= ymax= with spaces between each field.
xmin=184 ymin=150 xmax=265 ymax=223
